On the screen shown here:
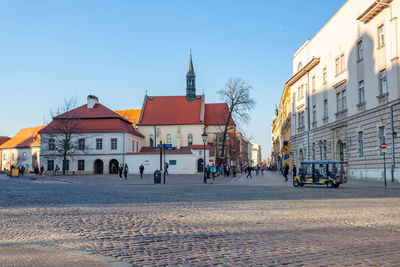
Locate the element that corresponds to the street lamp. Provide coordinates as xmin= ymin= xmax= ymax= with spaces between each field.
xmin=232 ymin=147 xmax=236 ymax=177
xmin=201 ymin=131 xmax=208 ymax=183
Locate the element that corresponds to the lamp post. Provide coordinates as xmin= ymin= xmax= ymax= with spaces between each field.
xmin=201 ymin=131 xmax=208 ymax=183
xmin=232 ymin=147 xmax=236 ymax=177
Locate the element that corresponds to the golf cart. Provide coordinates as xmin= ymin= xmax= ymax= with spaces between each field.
xmin=293 ymin=160 xmax=348 ymax=188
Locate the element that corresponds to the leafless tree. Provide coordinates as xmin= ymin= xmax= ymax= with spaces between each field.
xmin=44 ymin=97 xmax=82 ymax=175
xmin=217 ymin=77 xmax=256 ymax=163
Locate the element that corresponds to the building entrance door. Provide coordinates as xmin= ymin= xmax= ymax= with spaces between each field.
xmin=109 ymin=159 xmax=119 ymax=174
xmin=197 ymin=159 xmax=204 ymax=173
xmin=94 ymin=159 xmax=104 ymax=174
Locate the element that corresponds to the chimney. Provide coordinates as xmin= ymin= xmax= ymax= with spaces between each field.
xmin=87 ymin=95 xmax=99 ymax=109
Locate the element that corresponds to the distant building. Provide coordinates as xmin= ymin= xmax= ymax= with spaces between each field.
xmin=250 ymin=142 xmax=262 ymax=166
xmin=0 ymin=127 xmax=44 ymax=171
xmin=0 ymin=136 xmax=11 ymax=171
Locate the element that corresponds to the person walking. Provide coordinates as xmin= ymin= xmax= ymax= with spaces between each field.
xmin=255 ymin=165 xmax=259 ymax=176
xmin=283 ymin=163 xmax=289 ymax=182
xmin=292 ymin=165 xmax=297 ymax=180
xmin=139 ymin=164 xmax=144 ymax=179
xmin=205 ymin=164 xmax=211 ymax=180
xmin=210 ymin=163 xmax=217 ymax=181
xmin=164 ymin=162 xmax=169 ymax=176
xmin=219 ymin=165 xmax=224 ymax=177
xmin=246 ymin=165 xmax=253 ymax=178
xmin=118 ymin=164 xmax=123 ymax=180
xmin=40 ymin=166 xmax=44 ymax=175
xmin=260 ymin=165 xmax=264 ymax=175
xmin=123 ymin=164 xmax=129 ymax=180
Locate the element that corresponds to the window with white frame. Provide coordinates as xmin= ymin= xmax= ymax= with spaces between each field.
xmin=312 ymin=105 xmax=316 ymax=123
xmin=47 ymin=160 xmax=54 ymax=171
xmin=336 ymin=90 xmax=347 ymax=112
xmin=323 ymin=140 xmax=327 ymax=160
xmin=96 ymin=138 xmax=102 ymax=150
xmin=359 ymin=81 xmax=365 ymax=104
xmin=132 ymin=140 xmax=135 ymax=152
xmin=379 ymin=70 xmax=387 ymax=94
xmin=167 ymin=134 xmax=171 ymax=144
xmin=358 ymin=131 xmax=364 ymax=158
xmin=378 ymin=24 xmax=385 ymax=47
xmin=78 ymin=138 xmax=85 ymax=150
xmin=379 ymin=126 xmax=385 ymax=155
xmin=48 ymin=138 xmax=55 ymax=151
xmin=136 ymin=141 xmax=139 ymax=152
xmin=323 ymin=99 xmax=328 ymax=119
xmin=22 ymin=152 xmax=27 ymax=160
xmin=357 ymin=40 xmax=363 ymax=61
xmin=78 ymin=160 xmax=85 ymax=171
xmin=335 ymin=54 xmax=345 ymax=75
xmin=111 ymin=138 xmax=117 ymax=150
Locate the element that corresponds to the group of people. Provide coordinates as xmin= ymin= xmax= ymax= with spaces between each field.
xmin=117 ymin=163 xmax=147 ymax=179
xmin=203 ymin=163 xmax=233 ymax=182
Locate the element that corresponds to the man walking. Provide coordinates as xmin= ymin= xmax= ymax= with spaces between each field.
xmin=118 ymin=164 xmax=123 ymax=180
xmin=211 ymin=163 xmax=216 ymax=181
xmin=283 ymin=163 xmax=289 ymax=182
xmin=139 ymin=164 xmax=144 ymax=179
xmin=246 ymin=165 xmax=253 ymax=179
xmin=123 ymin=164 xmax=129 ymax=180
xmin=292 ymin=165 xmax=297 ymax=180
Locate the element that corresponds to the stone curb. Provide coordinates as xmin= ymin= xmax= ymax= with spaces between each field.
xmin=0 ymin=241 xmax=133 ymax=267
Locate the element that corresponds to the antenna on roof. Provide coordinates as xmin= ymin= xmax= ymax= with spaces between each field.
xmin=145 ymin=89 xmax=148 ymax=95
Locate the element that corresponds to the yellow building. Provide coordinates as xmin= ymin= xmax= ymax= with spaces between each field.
xmin=271 ymin=84 xmax=292 ymax=170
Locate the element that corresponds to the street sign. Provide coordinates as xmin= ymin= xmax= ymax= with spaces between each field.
xmin=381 ymin=142 xmax=387 ymax=150
xmin=165 ymin=147 xmax=176 ymax=151
xmin=158 ymin=144 xmax=173 ymax=148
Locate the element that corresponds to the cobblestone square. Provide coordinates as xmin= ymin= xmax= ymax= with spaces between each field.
xmin=1 ymin=172 xmax=400 ymax=266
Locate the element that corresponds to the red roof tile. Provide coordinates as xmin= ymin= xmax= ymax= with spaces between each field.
xmin=0 ymin=137 xmax=11 ymax=146
xmin=40 ymin=103 xmax=144 ymax=137
xmin=0 ymin=127 xmax=45 ymax=149
xmin=204 ymin=103 xmax=236 ymax=126
xmin=138 ymin=96 xmax=203 ymax=125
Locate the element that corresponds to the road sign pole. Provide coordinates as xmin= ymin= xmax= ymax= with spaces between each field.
xmin=384 ymin=152 xmax=387 ymax=187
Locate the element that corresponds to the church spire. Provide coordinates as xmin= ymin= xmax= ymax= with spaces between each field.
xmin=186 ymin=52 xmax=196 ymax=101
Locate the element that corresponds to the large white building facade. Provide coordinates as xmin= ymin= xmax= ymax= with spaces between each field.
xmin=289 ymin=0 xmax=400 ymax=181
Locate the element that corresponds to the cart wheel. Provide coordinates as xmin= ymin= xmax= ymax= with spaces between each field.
xmin=293 ymin=180 xmax=300 ymax=187
xmin=326 ymin=181 xmax=334 ymax=188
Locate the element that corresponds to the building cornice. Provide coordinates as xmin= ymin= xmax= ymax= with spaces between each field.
xmin=286 ymin=57 xmax=320 ymax=87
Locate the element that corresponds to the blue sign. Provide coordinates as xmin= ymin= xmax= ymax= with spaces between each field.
xmin=157 ymin=144 xmax=173 ymax=148
xmin=284 ymin=154 xmax=290 ymax=160
xmin=165 ymin=147 xmax=176 ymax=151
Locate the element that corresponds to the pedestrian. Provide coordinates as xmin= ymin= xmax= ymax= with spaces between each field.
xmin=40 ymin=166 xmax=44 ymax=175
xmin=34 ymin=166 xmax=39 ymax=175
xmin=20 ymin=165 xmax=25 ymax=176
xmin=255 ymin=165 xmax=259 ymax=176
xmin=260 ymin=165 xmax=264 ymax=175
xmin=292 ymin=164 xmax=297 ymax=180
xmin=206 ymin=164 xmax=211 ymax=180
xmin=139 ymin=164 xmax=144 ymax=179
xmin=164 ymin=162 xmax=169 ymax=176
xmin=284 ymin=163 xmax=289 ymax=181
xmin=219 ymin=165 xmax=224 ymax=177
xmin=211 ymin=163 xmax=217 ymax=181
xmin=246 ymin=165 xmax=252 ymax=178
xmin=123 ymin=164 xmax=129 ymax=180
xmin=118 ymin=164 xmax=123 ymax=179
xmin=225 ymin=165 xmax=230 ymax=177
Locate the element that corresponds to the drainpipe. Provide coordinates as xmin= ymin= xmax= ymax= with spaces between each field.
xmin=391 ymin=105 xmax=396 ymax=182
xmin=122 ymin=133 xmax=126 ymax=166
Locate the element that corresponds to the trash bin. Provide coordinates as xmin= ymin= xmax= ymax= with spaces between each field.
xmin=154 ymin=170 xmax=161 ymax=184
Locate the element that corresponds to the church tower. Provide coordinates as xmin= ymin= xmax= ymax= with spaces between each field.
xmin=186 ymin=53 xmax=196 ymax=101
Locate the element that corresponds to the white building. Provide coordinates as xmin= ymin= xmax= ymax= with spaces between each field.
xmin=0 ymin=126 xmax=44 ymax=172
xmin=39 ymin=95 xmax=145 ymax=174
xmin=288 ymin=0 xmax=400 ymax=181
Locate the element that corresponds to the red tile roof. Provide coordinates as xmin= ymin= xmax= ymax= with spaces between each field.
xmin=204 ymin=103 xmax=236 ymax=126
xmin=138 ymin=96 xmax=203 ymax=125
xmin=0 ymin=137 xmax=11 ymax=146
xmin=40 ymin=103 xmax=144 ymax=137
xmin=0 ymin=127 xmax=45 ymax=149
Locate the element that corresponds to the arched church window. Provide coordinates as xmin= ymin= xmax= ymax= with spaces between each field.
xmin=167 ymin=134 xmax=171 ymax=144
xmin=150 ymin=135 xmax=154 ymax=147
xmin=188 ymin=134 xmax=193 ymax=146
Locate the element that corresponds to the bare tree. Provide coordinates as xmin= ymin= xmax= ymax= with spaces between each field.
xmin=44 ymin=97 xmax=81 ymax=175
xmin=217 ymin=77 xmax=256 ymax=164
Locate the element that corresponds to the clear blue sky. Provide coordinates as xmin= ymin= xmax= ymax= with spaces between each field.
xmin=0 ymin=0 xmax=346 ymax=158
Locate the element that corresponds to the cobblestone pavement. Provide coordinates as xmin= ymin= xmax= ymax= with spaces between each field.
xmin=1 ymin=172 xmax=400 ymax=266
